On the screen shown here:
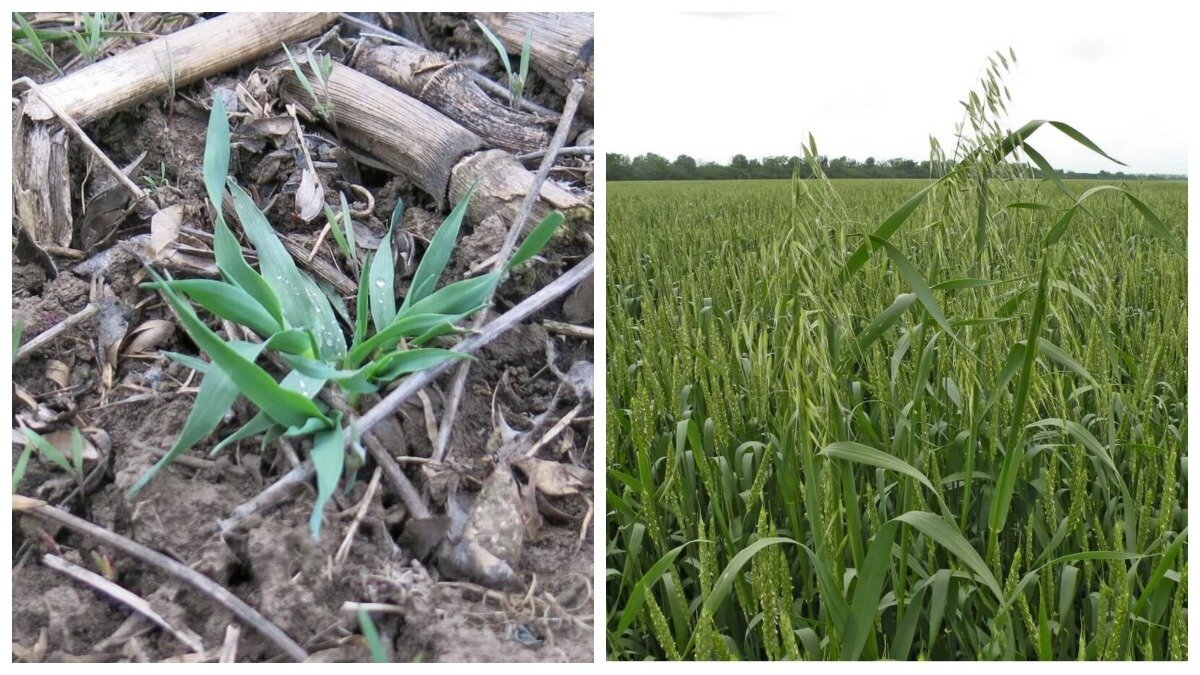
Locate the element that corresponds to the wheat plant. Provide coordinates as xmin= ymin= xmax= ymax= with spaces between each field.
xmin=606 ymin=57 xmax=1186 ymax=660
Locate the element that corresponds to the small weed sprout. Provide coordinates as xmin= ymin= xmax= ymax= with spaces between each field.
xmin=142 ymin=162 xmax=170 ymax=193
xmin=12 ymin=12 xmax=63 ymax=76
xmin=475 ymin=20 xmax=532 ymax=109
xmin=19 ymin=428 xmax=86 ymax=487
xmin=153 ymin=42 xmax=177 ymax=126
xmin=13 ymin=317 xmax=24 ymax=361
xmin=69 ymin=11 xmax=107 ymax=63
xmin=357 ymin=610 xmax=389 ymax=662
xmin=282 ymin=43 xmax=335 ymax=125
xmin=129 ymin=94 xmax=565 ymax=539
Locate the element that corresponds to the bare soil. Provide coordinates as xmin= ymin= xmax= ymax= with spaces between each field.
xmin=12 ymin=12 xmax=593 ymax=663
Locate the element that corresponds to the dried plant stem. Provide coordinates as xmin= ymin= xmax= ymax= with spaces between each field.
xmin=17 ymin=78 xmax=152 ymax=207
xmin=42 ymin=553 xmax=206 ymax=654
xmin=335 ymin=466 xmax=382 ymax=564
xmin=517 ymin=146 xmax=594 ymax=162
xmin=335 ymin=12 xmax=559 ymax=118
xmin=216 ymin=462 xmax=315 ymax=534
xmin=14 ymin=303 xmax=98 ymax=363
xmin=542 ymin=320 xmax=593 ymax=338
xmin=525 ymin=403 xmax=584 ymax=458
xmin=14 ymin=496 xmax=308 ymax=661
xmin=219 ymin=625 xmax=240 ymax=663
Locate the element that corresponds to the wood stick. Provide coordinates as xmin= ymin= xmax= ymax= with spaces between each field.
xmin=335 ymin=467 xmax=381 ymax=564
xmin=19 ymin=78 xmax=151 ymax=205
xmin=542 ymin=320 xmax=594 ymax=339
xmin=281 ymin=62 xmax=481 ymax=210
xmin=473 ymin=12 xmax=594 ymax=117
xmin=518 ymin=146 xmax=594 ymax=162
xmin=279 ymin=63 xmax=588 ymax=227
xmin=20 ymin=13 xmax=335 ymax=125
xmin=216 ymin=462 xmax=315 ymax=534
xmin=354 ymin=43 xmax=552 ymax=154
xmin=41 ymin=553 xmax=206 ymax=655
xmin=219 ymin=625 xmax=240 ymax=663
xmin=524 ymin=403 xmax=585 ymax=458
xmin=335 ymin=12 xmax=559 ymax=118
xmin=14 ymin=14 xmax=334 ymax=248
xmin=14 ymin=303 xmax=98 ymax=363
xmin=14 ymin=496 xmax=308 ymax=662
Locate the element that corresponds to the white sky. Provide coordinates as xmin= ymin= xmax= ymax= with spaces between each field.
xmin=602 ymin=2 xmax=1189 ymax=174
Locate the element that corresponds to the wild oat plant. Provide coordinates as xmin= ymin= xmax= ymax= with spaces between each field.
xmin=129 ymin=94 xmax=563 ymax=537
xmin=606 ymin=55 xmax=1186 ymax=660
xmin=475 ymin=19 xmax=532 ymax=109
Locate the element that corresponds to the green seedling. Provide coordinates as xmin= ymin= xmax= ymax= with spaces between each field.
xmin=321 ymin=191 xmax=357 ymax=268
xmin=475 ymin=20 xmax=532 ymax=109
xmin=19 ymin=428 xmax=86 ymax=486
xmin=68 ymin=11 xmax=108 ymax=63
xmin=13 ymin=12 xmax=62 ymax=76
xmin=142 ymin=162 xmax=171 ymax=192
xmin=358 ymin=610 xmax=389 ymax=663
xmin=13 ymin=317 xmax=24 ymax=361
xmin=128 ymin=93 xmax=564 ymax=539
xmin=282 ymin=43 xmax=335 ymax=123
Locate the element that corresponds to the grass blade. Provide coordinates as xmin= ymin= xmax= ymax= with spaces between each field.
xmin=400 ymin=182 xmax=479 ymax=312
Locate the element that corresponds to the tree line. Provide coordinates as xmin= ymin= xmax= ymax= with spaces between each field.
xmin=607 ymin=153 xmax=1185 ymax=181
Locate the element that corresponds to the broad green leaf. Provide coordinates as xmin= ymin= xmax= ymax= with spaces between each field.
xmin=22 ymin=429 xmax=73 ymax=475
xmin=869 ymin=235 xmax=965 ymax=351
xmin=841 ymin=293 xmax=916 ymax=372
xmin=150 ymin=269 xmax=328 ymax=429
xmin=145 ymin=279 xmax=283 ymax=339
xmin=12 ymin=440 xmax=34 ymax=492
xmin=989 ymin=258 xmax=1049 ymax=548
xmin=895 ymin=511 xmax=1001 ymax=600
xmin=370 ymin=347 xmax=473 ymax=381
xmin=702 ymin=537 xmax=797 ymax=617
xmin=839 ymin=177 xmax=950 ymax=282
xmin=518 ymin=28 xmax=532 ymax=84
xmin=404 ymin=272 xmax=499 ymax=317
xmin=614 ymin=541 xmax=695 ymax=638
xmin=475 ymin=20 xmax=512 ymax=75
xmin=401 ymin=182 xmax=478 ymax=312
xmin=820 ymin=441 xmax=936 ymax=494
xmin=323 ymin=202 xmax=353 ymax=263
xmin=308 ymin=412 xmax=344 ymax=537
xmin=13 ymin=317 xmax=24 ymax=361
xmin=228 ymin=180 xmax=346 ymax=359
xmin=358 ymin=610 xmax=389 ymax=663
xmin=128 ymin=341 xmax=267 ymax=496
xmin=203 ymin=93 xmax=230 ymax=210
xmin=345 ymin=308 xmax=478 ymax=368
xmin=204 ymin=97 xmax=283 ymax=322
xmin=368 ymin=210 xmax=397 ymax=333
xmin=507 ymin=210 xmax=564 ymax=269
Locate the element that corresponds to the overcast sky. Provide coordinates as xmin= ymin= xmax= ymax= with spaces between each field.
xmin=604 ymin=4 xmax=1189 ymax=174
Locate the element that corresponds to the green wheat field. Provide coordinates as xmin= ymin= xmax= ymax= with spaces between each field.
xmin=605 ymin=167 xmax=1187 ymax=658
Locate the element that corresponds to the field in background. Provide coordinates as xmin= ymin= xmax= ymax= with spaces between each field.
xmin=605 ymin=177 xmax=1187 ymax=659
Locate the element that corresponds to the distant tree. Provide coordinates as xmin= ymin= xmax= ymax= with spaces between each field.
xmin=605 ymin=152 xmax=1181 ymax=181
xmin=631 ymin=153 xmax=671 ymax=180
xmin=671 ymin=154 xmax=698 ymax=180
xmin=607 ymin=153 xmax=632 ymax=181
